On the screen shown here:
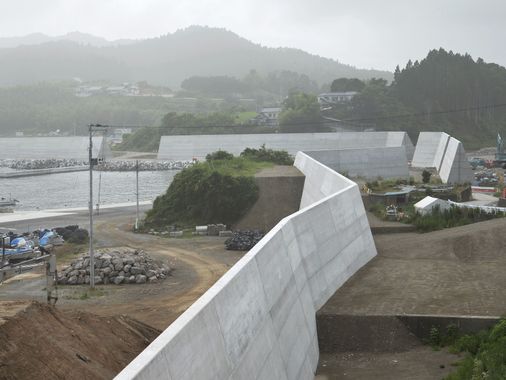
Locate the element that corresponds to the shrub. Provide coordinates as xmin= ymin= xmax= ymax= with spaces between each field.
xmin=145 ymin=164 xmax=259 ymax=227
xmin=240 ymin=144 xmax=294 ymax=165
xmin=422 ymin=170 xmax=432 ymax=183
xmin=206 ymin=150 xmax=234 ymax=161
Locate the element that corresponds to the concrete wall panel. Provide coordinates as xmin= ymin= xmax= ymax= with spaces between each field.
xmin=413 ymin=132 xmax=473 ymax=184
xmin=158 ymin=132 xmax=413 ymax=161
xmin=0 ymin=136 xmax=110 ymax=160
xmin=439 ymin=137 xmax=474 ymax=184
xmin=412 ymin=132 xmax=449 ymax=168
xmin=116 ymin=152 xmax=377 ymax=380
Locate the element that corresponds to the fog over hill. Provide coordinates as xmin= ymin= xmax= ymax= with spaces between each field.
xmin=0 ymin=26 xmax=392 ymax=87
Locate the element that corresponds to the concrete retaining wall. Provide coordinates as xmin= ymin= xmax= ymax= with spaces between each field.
xmin=303 ymin=146 xmax=409 ymax=180
xmin=412 ymin=132 xmax=473 ymax=184
xmin=439 ymin=137 xmax=474 ymax=184
xmin=116 ymin=152 xmax=377 ymax=380
xmin=157 ymin=132 xmax=414 ymax=161
xmin=411 ymin=132 xmax=450 ymax=168
xmin=0 ymin=136 xmax=110 ymax=160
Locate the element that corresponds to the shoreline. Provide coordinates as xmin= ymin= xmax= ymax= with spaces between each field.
xmin=0 ymin=201 xmax=152 ymax=224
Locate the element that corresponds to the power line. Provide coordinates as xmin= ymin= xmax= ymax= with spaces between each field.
xmin=86 ymin=102 xmax=506 ymax=131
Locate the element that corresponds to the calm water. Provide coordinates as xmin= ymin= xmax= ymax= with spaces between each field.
xmin=1 ymin=169 xmax=177 ymax=211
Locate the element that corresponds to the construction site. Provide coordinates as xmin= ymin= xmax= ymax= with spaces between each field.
xmin=1 ymin=131 xmax=505 ymax=380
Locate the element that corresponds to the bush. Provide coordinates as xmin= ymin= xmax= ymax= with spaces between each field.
xmin=145 ymin=164 xmax=259 ymax=227
xmin=446 ymin=319 xmax=506 ymax=379
xmin=409 ymin=206 xmax=505 ymax=233
xmin=206 ymin=150 xmax=234 ymax=161
xmin=240 ymin=144 xmax=294 ymax=165
xmin=422 ymin=170 xmax=432 ymax=183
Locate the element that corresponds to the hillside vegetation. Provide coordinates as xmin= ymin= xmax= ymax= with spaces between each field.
xmin=144 ymin=148 xmax=293 ymax=228
xmin=330 ymin=49 xmax=506 ymax=148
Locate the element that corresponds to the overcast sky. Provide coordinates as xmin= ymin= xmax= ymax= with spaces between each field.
xmin=1 ymin=0 xmax=505 ymax=71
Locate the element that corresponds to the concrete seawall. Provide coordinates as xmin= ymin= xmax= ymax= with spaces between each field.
xmin=0 ymin=166 xmax=88 ymax=178
xmin=115 ymin=152 xmax=377 ymax=380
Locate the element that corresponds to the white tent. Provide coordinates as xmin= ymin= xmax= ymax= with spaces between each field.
xmin=414 ymin=196 xmax=450 ymax=215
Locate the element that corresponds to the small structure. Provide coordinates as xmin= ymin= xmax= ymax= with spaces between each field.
xmin=414 ymin=196 xmax=450 ymax=215
xmin=317 ymin=92 xmax=358 ymax=105
xmin=251 ymin=107 xmax=282 ymax=127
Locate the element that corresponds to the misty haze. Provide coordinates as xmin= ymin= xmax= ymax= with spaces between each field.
xmin=1 ymin=1 xmax=506 ymax=380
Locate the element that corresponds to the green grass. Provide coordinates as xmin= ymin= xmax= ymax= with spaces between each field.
xmin=64 ymin=287 xmax=106 ymax=300
xmin=445 ymin=320 xmax=506 ymax=379
xmin=202 ymin=157 xmax=274 ymax=177
xmin=234 ymin=111 xmax=257 ymax=123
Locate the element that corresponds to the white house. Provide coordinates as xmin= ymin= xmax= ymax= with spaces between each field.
xmin=317 ymin=92 xmax=358 ymax=105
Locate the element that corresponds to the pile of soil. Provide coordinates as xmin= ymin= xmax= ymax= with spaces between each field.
xmin=0 ymin=301 xmax=160 ymax=380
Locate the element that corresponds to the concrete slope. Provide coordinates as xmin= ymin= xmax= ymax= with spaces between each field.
xmin=116 ymin=152 xmax=377 ymax=380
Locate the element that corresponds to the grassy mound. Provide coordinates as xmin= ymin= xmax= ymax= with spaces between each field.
xmin=144 ymin=157 xmax=271 ymax=228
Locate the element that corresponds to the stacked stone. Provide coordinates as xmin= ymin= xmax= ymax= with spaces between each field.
xmin=95 ymin=160 xmax=191 ymax=171
xmin=58 ymin=249 xmax=170 ymax=285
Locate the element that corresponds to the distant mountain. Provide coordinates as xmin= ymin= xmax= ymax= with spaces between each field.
xmin=0 ymin=31 xmax=136 ymax=48
xmin=0 ymin=26 xmax=392 ymax=87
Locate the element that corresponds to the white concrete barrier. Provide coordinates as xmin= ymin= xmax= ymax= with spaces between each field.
xmin=0 ymin=136 xmax=110 ymax=160
xmin=439 ymin=137 xmax=474 ymax=184
xmin=412 ymin=132 xmax=473 ymax=184
xmin=303 ymin=146 xmax=409 ymax=180
xmin=116 ymin=152 xmax=377 ymax=380
xmin=157 ymin=132 xmax=414 ymax=161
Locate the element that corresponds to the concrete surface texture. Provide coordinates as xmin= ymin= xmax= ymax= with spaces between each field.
xmin=411 ymin=132 xmax=450 ymax=168
xmin=411 ymin=132 xmax=473 ymax=183
xmin=0 ymin=136 xmax=110 ymax=160
xmin=233 ymin=166 xmax=305 ymax=231
xmin=157 ymin=132 xmax=414 ymax=161
xmin=439 ymin=137 xmax=474 ymax=183
xmin=303 ymin=146 xmax=409 ymax=180
xmin=115 ymin=152 xmax=377 ymax=380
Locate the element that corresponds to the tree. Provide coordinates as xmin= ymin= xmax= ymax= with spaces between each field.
xmin=278 ymin=92 xmax=323 ymax=132
xmin=422 ymin=170 xmax=432 ymax=183
xmin=330 ymin=78 xmax=365 ymax=92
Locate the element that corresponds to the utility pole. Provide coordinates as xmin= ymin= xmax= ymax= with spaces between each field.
xmin=88 ymin=124 xmax=108 ymax=289
xmin=135 ymin=160 xmax=140 ymax=230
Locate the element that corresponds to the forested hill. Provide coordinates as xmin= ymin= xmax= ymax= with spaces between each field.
xmin=393 ymin=49 xmax=506 ymax=116
xmin=0 ymin=26 xmax=391 ymax=87
xmin=337 ymin=49 xmax=506 ymax=148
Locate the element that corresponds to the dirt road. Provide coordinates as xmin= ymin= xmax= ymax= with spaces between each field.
xmin=0 ymin=214 xmax=243 ymax=330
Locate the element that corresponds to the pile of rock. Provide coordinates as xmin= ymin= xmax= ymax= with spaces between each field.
xmin=0 ymin=158 xmax=86 ymax=170
xmin=224 ymin=230 xmax=265 ymax=251
xmin=96 ymin=160 xmax=191 ymax=171
xmin=58 ymin=249 xmax=170 ymax=285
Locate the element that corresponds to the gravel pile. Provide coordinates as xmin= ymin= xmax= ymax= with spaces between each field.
xmin=96 ymin=160 xmax=191 ymax=171
xmin=58 ymin=249 xmax=170 ymax=285
xmin=0 ymin=158 xmax=85 ymax=169
xmin=224 ymin=230 xmax=265 ymax=251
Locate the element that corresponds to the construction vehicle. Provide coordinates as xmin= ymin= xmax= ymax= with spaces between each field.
xmin=494 ymin=133 xmax=506 ymax=168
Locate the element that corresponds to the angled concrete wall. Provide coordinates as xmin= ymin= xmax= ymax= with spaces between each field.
xmin=412 ymin=132 xmax=473 ymax=184
xmin=157 ymin=132 xmax=414 ymax=161
xmin=0 ymin=136 xmax=110 ymax=160
xmin=439 ymin=137 xmax=474 ymax=184
xmin=116 ymin=152 xmax=377 ymax=380
xmin=411 ymin=132 xmax=450 ymax=168
xmin=303 ymin=146 xmax=409 ymax=180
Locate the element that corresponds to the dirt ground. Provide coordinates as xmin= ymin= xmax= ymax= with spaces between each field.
xmin=319 ymin=216 xmax=506 ymax=317
xmin=316 ymin=348 xmax=459 ymax=380
xmin=0 ymin=216 xmax=244 ymax=331
xmin=0 ymin=301 xmax=160 ymax=380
